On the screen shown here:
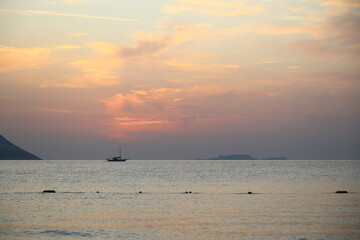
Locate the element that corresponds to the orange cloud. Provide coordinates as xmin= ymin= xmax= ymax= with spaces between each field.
xmin=0 ymin=46 xmax=50 ymax=73
xmin=0 ymin=44 xmax=112 ymax=88
xmin=44 ymin=20 xmax=212 ymax=88
xmin=39 ymin=42 xmax=122 ymax=88
xmin=2 ymin=20 xmax=221 ymax=89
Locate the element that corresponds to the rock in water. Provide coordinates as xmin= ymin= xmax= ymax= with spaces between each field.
xmin=0 ymin=135 xmax=41 ymax=160
xmin=43 ymin=190 xmax=56 ymax=193
xmin=335 ymin=190 xmax=348 ymax=194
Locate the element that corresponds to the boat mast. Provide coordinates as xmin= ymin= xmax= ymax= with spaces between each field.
xmin=119 ymin=147 xmax=122 ymax=157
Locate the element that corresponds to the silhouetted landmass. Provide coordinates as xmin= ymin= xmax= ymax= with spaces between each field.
xmin=199 ymin=154 xmax=256 ymax=160
xmin=0 ymin=135 xmax=41 ymax=160
xmin=262 ymin=157 xmax=287 ymax=160
xmin=199 ymin=154 xmax=287 ymax=160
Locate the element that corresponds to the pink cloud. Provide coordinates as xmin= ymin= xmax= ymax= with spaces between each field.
xmin=100 ymin=85 xmax=266 ymax=138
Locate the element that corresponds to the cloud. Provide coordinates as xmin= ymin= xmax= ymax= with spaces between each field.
xmin=47 ymin=0 xmax=103 ymax=4
xmin=119 ymin=34 xmax=173 ymax=58
xmin=322 ymin=0 xmax=360 ymax=6
xmin=99 ymin=66 xmax=360 ymax=139
xmin=217 ymin=22 xmax=323 ymax=38
xmin=100 ymin=85 xmax=266 ymax=138
xmin=53 ymin=45 xmax=81 ymax=49
xmin=40 ymin=42 xmax=122 ymax=88
xmin=0 ymin=46 xmax=50 ymax=73
xmin=287 ymin=66 xmax=301 ymax=70
xmin=292 ymin=11 xmax=360 ymax=56
xmin=0 ymin=45 xmax=117 ymax=88
xmin=37 ymin=20 xmax=211 ymax=88
xmin=267 ymin=92 xmax=282 ymax=97
xmin=5 ymin=105 xmax=96 ymax=114
xmin=47 ymin=0 xmax=80 ymax=4
xmin=40 ymin=71 xmax=119 ymax=88
xmin=0 ymin=9 xmax=139 ymax=22
xmin=69 ymin=32 xmax=89 ymax=37
xmin=256 ymin=25 xmax=321 ymax=35
xmin=102 ymin=88 xmax=184 ymax=116
xmin=0 ymin=44 xmax=118 ymax=88
xmin=164 ymin=0 xmax=262 ymax=16
xmin=119 ymin=20 xmax=209 ymax=58
xmin=0 ymin=43 xmax=120 ymax=88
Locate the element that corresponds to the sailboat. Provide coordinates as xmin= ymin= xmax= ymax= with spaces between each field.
xmin=107 ymin=147 xmax=128 ymax=162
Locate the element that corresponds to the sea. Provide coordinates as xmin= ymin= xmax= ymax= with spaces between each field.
xmin=0 ymin=160 xmax=359 ymax=240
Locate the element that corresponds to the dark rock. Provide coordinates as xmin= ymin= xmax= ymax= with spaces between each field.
xmin=248 ymin=192 xmax=253 ymax=194
xmin=43 ymin=190 xmax=56 ymax=193
xmin=335 ymin=190 xmax=348 ymax=194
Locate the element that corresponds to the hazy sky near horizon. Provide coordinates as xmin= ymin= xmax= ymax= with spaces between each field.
xmin=0 ymin=0 xmax=359 ymax=160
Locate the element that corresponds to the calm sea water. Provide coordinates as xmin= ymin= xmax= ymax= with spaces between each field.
xmin=0 ymin=160 xmax=359 ymax=240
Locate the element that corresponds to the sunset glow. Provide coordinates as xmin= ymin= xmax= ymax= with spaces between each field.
xmin=0 ymin=0 xmax=359 ymax=159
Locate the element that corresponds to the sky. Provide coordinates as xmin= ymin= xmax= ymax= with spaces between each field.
xmin=0 ymin=0 xmax=359 ymax=160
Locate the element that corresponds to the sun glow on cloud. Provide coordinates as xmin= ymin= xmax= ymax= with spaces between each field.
xmin=100 ymin=85 xmax=282 ymax=138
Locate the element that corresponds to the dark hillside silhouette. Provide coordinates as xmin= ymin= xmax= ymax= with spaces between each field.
xmin=0 ymin=135 xmax=41 ymax=160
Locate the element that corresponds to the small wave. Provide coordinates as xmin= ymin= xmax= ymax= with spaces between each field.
xmin=0 ymin=229 xmax=94 ymax=238
xmin=40 ymin=230 xmax=94 ymax=238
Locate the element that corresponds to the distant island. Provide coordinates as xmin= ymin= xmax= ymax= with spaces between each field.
xmin=198 ymin=154 xmax=287 ymax=160
xmin=0 ymin=135 xmax=41 ymax=160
